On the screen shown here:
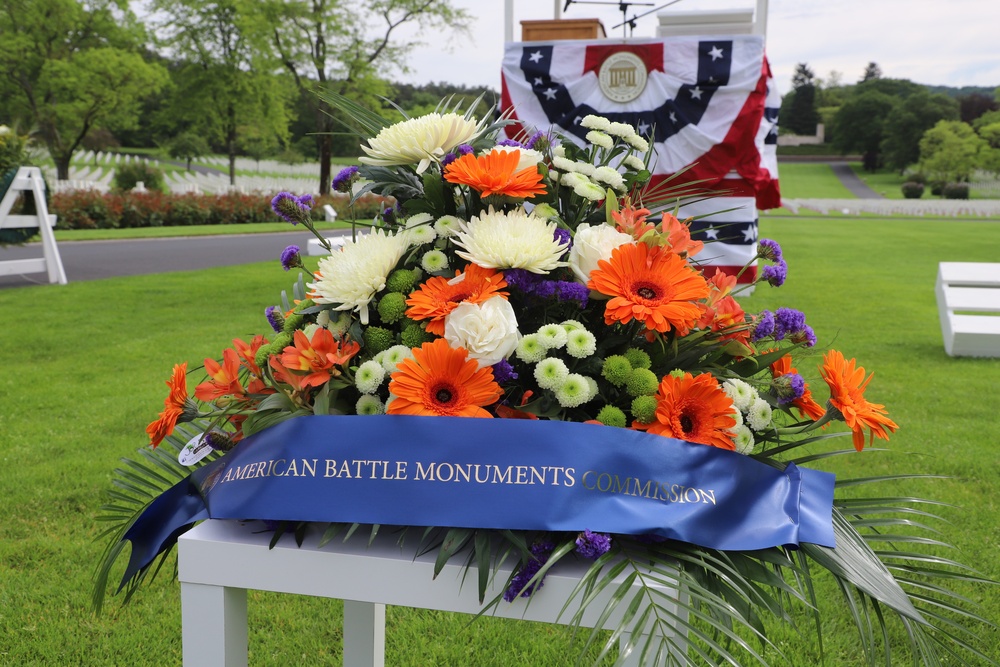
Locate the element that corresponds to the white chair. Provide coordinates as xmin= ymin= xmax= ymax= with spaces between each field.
xmin=935 ymin=262 xmax=1000 ymax=357
xmin=0 ymin=166 xmax=67 ymax=285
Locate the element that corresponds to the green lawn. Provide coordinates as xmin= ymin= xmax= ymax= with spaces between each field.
xmin=770 ymin=163 xmax=856 ymax=199
xmin=1 ymin=216 xmax=998 ymax=665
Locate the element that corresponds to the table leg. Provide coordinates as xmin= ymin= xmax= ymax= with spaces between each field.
xmin=342 ymin=600 xmax=386 ymax=667
xmin=181 ymin=582 xmax=248 ymax=667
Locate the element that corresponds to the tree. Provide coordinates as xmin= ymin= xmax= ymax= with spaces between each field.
xmin=167 ymin=132 xmax=212 ymax=171
xmin=782 ymin=63 xmax=820 ymax=136
xmin=261 ymin=0 xmax=471 ymax=194
xmin=919 ymin=120 xmax=986 ymax=183
xmin=832 ymin=90 xmax=895 ymax=170
xmin=958 ymin=93 xmax=1000 ymax=124
xmin=0 ymin=0 xmax=168 ymax=179
xmin=975 ymin=122 xmax=1000 ymax=175
xmin=880 ymin=92 xmax=959 ymax=172
xmin=153 ymin=0 xmax=293 ymax=185
xmin=860 ymin=61 xmax=882 ymax=82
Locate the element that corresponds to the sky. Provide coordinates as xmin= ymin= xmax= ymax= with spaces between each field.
xmin=396 ymin=0 xmax=1000 ymax=96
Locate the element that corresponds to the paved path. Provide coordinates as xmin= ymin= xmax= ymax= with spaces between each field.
xmin=0 ymin=230 xmax=349 ymax=290
xmin=828 ymin=162 xmax=884 ymax=199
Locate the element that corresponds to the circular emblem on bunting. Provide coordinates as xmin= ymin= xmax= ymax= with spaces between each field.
xmin=598 ymin=51 xmax=648 ymax=103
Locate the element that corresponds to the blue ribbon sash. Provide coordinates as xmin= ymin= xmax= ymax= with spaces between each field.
xmin=122 ymin=415 xmax=835 ymax=586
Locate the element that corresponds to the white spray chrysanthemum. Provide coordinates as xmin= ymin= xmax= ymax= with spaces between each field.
xmin=555 ymin=373 xmax=591 ymax=408
xmin=581 ymin=115 xmax=612 ymax=132
xmin=355 ymin=360 xmax=386 ymax=394
xmin=356 ymin=394 xmax=386 ymax=416
xmin=747 ymin=397 xmax=774 ymax=431
xmin=454 ymin=208 xmax=568 ymax=274
xmin=536 ymin=323 xmax=568 ymax=349
xmin=733 ymin=425 xmax=755 ymax=455
xmin=434 ymin=215 xmax=463 ymax=237
xmin=625 ymin=134 xmax=650 ymax=153
xmin=380 ymin=344 xmax=415 ymax=374
xmin=561 ymin=319 xmax=586 ymax=331
xmin=566 ymin=329 xmax=597 ymax=358
xmin=573 ymin=181 xmax=607 ymax=202
xmin=623 ymin=155 xmax=646 ymax=171
xmin=421 ymin=249 xmax=449 ymax=273
xmin=592 ymin=166 xmax=625 ymax=191
xmin=584 ymin=376 xmax=599 ymax=401
xmin=607 ymin=121 xmax=635 ymax=138
xmin=586 ymin=131 xmax=614 ymax=150
xmin=308 ymin=229 xmax=409 ymax=325
xmin=359 ymin=112 xmax=484 ymax=173
xmin=558 ymin=171 xmax=590 ymax=189
xmin=723 ymin=378 xmax=757 ymax=412
xmin=515 ymin=333 xmax=547 ymax=363
xmin=534 ymin=357 xmax=569 ymax=390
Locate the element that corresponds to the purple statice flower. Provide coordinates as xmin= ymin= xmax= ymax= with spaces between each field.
xmin=524 ymin=130 xmax=546 ymax=150
xmin=790 ymin=324 xmax=817 ymax=348
xmin=504 ymin=541 xmax=555 ymax=602
xmin=457 ymin=144 xmax=474 ymax=156
xmin=271 ymin=191 xmax=311 ymax=225
xmin=552 ymin=227 xmax=572 ymax=250
xmin=504 ymin=268 xmax=543 ymax=291
xmin=532 ymin=280 xmax=557 ymax=298
xmin=774 ymin=307 xmax=806 ymax=341
xmin=204 ymin=430 xmax=236 ymax=452
xmin=575 ymin=530 xmax=611 ymax=560
xmin=751 ymin=309 xmax=775 ymax=342
xmin=279 ymin=244 xmax=302 ymax=271
xmin=442 ymin=144 xmax=476 ymax=167
xmin=553 ymin=281 xmax=589 ymax=308
xmin=491 ymin=359 xmax=519 ymax=384
xmin=441 ymin=152 xmax=460 ymax=167
xmin=265 ymin=305 xmax=284 ymax=333
xmin=772 ymin=372 xmax=806 ymax=406
xmin=758 ymin=238 xmax=783 ymax=262
xmin=331 ymin=166 xmax=359 ymax=193
xmin=497 ymin=138 xmax=523 ymax=147
xmin=761 ymin=259 xmax=788 ymax=287
xmin=297 ymin=193 xmax=315 ymax=210
xmin=381 ymin=206 xmax=398 ymax=226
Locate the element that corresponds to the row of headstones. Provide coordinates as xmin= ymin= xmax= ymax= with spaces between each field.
xmin=782 ymin=198 xmax=1000 ymax=217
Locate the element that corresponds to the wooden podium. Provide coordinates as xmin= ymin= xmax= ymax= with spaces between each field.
xmin=178 ymin=520 xmax=687 ymax=666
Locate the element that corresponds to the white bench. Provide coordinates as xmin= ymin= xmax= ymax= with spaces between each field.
xmin=936 ymin=262 xmax=1000 ymax=357
xmin=178 ymin=519 xmax=686 ymax=667
xmin=0 ymin=166 xmax=67 ymax=284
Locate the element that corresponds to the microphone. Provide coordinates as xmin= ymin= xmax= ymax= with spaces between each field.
xmin=563 ymin=0 xmax=573 ymax=12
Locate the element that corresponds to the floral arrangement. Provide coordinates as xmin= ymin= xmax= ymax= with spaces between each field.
xmin=95 ymin=97 xmax=994 ymax=666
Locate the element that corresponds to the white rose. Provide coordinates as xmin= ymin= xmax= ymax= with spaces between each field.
xmin=443 ymin=297 xmax=520 ymax=368
xmin=489 ymin=145 xmax=544 ymax=172
xmin=568 ymin=223 xmax=634 ymax=284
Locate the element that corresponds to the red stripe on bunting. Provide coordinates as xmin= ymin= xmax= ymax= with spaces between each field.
xmin=582 ymin=44 xmax=665 ymax=75
xmin=703 ymin=265 xmax=758 ymax=285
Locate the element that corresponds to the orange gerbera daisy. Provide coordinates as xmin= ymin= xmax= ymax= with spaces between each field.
xmin=646 ymin=372 xmax=736 ymax=450
xmin=588 ymin=242 xmax=710 ymax=334
xmin=612 ymin=203 xmax=655 ymax=239
xmin=279 ymin=328 xmax=361 ymax=388
xmin=443 ymin=148 xmax=546 ymax=199
xmin=820 ymin=350 xmax=898 ymax=451
xmin=660 ymin=213 xmax=704 ymax=258
xmin=387 ymin=339 xmax=501 ymax=418
xmin=146 ymin=363 xmax=190 ymax=448
xmin=405 ymin=264 xmax=508 ymax=335
xmin=194 ymin=348 xmax=245 ymax=402
xmin=770 ymin=353 xmax=826 ymax=421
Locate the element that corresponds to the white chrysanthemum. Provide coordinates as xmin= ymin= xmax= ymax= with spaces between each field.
xmin=747 ymin=397 xmax=774 ymax=431
xmin=586 ymin=130 xmax=614 ymax=150
xmin=534 ymin=357 xmax=569 ymax=390
xmin=592 ymin=166 xmax=625 ymax=191
xmin=623 ymin=155 xmax=646 ymax=171
xmin=551 ymin=155 xmax=577 ymax=172
xmin=356 ymin=394 xmax=386 ymax=416
xmin=381 ymin=344 xmax=414 ymax=374
xmin=359 ymin=112 xmax=484 ymax=173
xmin=625 ymin=134 xmax=650 ymax=153
xmin=722 ymin=378 xmax=757 ymax=412
xmin=302 ymin=323 xmax=322 ymax=340
xmin=553 ymin=144 xmax=567 ymax=158
xmin=584 ymin=375 xmax=599 ymax=400
xmin=530 ymin=202 xmax=559 ymax=220
xmin=558 ymin=171 xmax=589 ymax=189
xmin=454 ymin=208 xmax=568 ymax=274
xmin=574 ymin=181 xmax=607 ymax=201
xmin=327 ymin=312 xmax=353 ymax=338
xmin=308 ymin=229 xmax=409 ymax=325
xmin=730 ymin=408 xmax=744 ymax=429
xmin=561 ymin=319 xmax=585 ymax=331
xmin=515 ymin=333 xmax=547 ymax=363
xmin=733 ymin=425 xmax=755 ymax=455
xmin=607 ymin=121 xmax=635 ymax=139
xmin=536 ymin=323 xmax=568 ymax=349
xmin=421 ymin=249 xmax=449 ymax=273
xmin=405 ymin=224 xmax=436 ymax=246
xmin=355 ymin=360 xmax=386 ymax=394
xmin=581 ymin=115 xmax=612 ymax=131
xmin=571 ymin=161 xmax=596 ymax=177
xmin=566 ymin=329 xmax=597 ymax=358
xmin=405 ymin=212 xmax=434 ymax=228
xmin=434 ymin=215 xmax=463 ymax=237
xmin=555 ymin=373 xmax=591 ymax=408
xmin=490 ymin=145 xmax=544 ymax=172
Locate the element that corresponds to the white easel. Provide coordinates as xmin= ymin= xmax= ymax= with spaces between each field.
xmin=0 ymin=166 xmax=68 ymax=285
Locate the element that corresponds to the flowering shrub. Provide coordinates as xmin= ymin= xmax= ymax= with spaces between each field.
xmin=51 ymin=191 xmax=392 ymax=229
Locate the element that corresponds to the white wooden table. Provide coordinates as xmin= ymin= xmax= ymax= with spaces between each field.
xmin=177 ymin=520 xmax=686 ymax=667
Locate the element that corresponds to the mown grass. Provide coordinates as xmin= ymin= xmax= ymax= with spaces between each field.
xmin=1 ymin=216 xmax=998 ymax=665
xmin=769 ymin=163 xmax=856 ymax=199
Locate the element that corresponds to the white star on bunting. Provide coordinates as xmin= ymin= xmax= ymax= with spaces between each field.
xmin=543 ymin=88 xmax=557 ymax=100
xmin=690 ymin=87 xmax=703 ymax=100
xmin=708 ymin=46 xmax=724 ymax=61
xmin=528 ymin=51 xmax=544 ymax=63
xmin=704 ymin=228 xmax=719 ymax=240
xmin=742 ymin=225 xmax=757 ymax=243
